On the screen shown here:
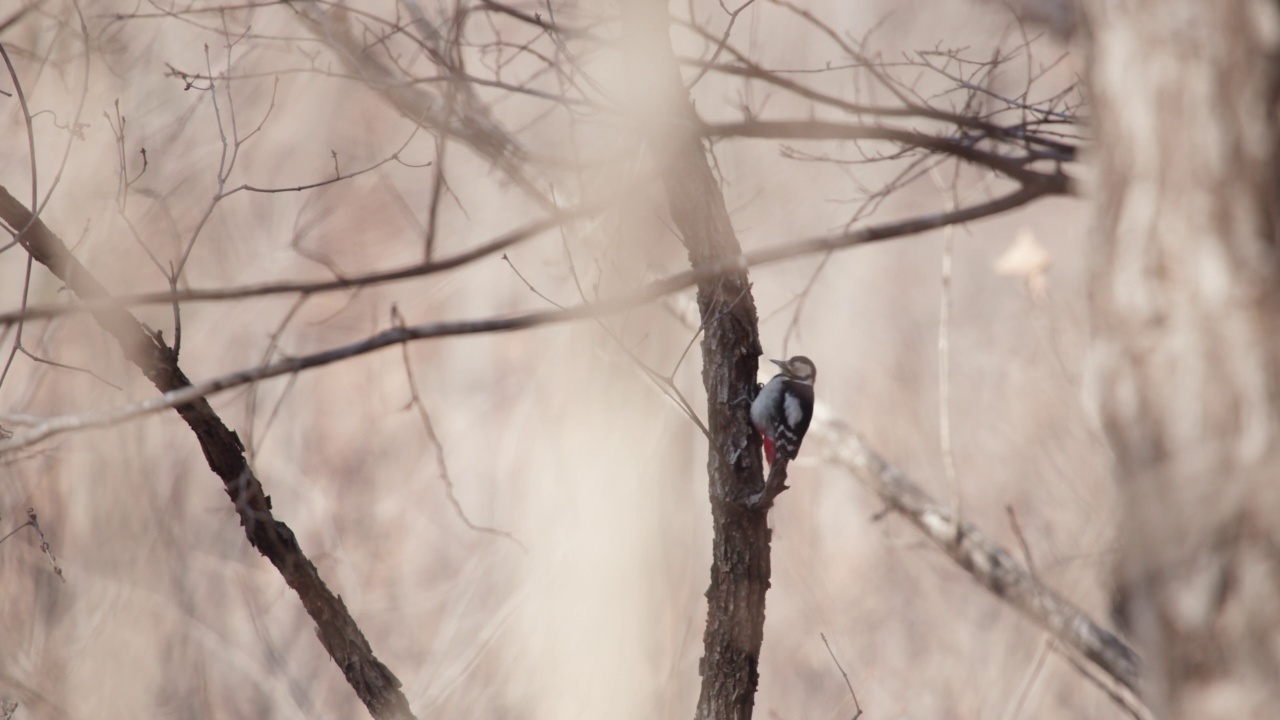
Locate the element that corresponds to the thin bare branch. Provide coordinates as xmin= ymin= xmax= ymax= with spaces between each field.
xmin=392 ymin=306 xmax=525 ymax=549
xmin=820 ymin=633 xmax=864 ymax=720
xmin=704 ymin=119 xmax=1073 ymax=187
xmin=1 ymin=180 xmax=1054 ymax=454
xmin=0 ymin=195 xmax=615 ymax=325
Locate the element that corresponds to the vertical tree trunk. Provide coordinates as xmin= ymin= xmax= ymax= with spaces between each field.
xmin=620 ymin=3 xmax=769 ymax=719
xmin=1085 ymin=1 xmax=1280 ymax=716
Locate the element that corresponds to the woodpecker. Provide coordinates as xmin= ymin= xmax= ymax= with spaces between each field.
xmin=750 ymin=355 xmax=817 ymax=466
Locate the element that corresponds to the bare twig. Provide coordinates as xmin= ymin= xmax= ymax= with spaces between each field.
xmin=0 ymin=198 xmax=608 ymax=325
xmin=685 ymin=0 xmax=759 ymax=90
xmin=0 ymin=508 xmax=64 ymax=581
xmin=1006 ymin=505 xmax=1038 ymax=579
xmin=820 ymin=632 xmax=864 ymax=720
xmin=1003 ymin=637 xmax=1053 ymax=720
xmin=704 ymin=119 xmax=1073 ymax=188
xmin=2 ymin=172 xmax=1061 ymax=328
xmin=392 ymin=306 xmax=525 ymax=549
xmin=934 ymin=169 xmax=962 ymax=540
xmin=0 ymin=182 xmax=1055 ymax=453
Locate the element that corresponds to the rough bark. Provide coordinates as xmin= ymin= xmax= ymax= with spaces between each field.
xmin=1084 ymin=1 xmax=1280 ymax=716
xmin=0 ymin=187 xmax=415 ymax=720
xmin=620 ymin=4 xmax=770 ymax=719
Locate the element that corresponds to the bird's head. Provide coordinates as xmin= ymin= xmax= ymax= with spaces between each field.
xmin=770 ymin=355 xmax=817 ymax=384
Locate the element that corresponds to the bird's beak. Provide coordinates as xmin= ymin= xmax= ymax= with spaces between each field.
xmin=769 ymin=358 xmax=788 ymax=370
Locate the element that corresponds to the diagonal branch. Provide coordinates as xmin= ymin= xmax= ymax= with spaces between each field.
xmin=0 ymin=186 xmax=415 ymax=720
xmin=703 ymin=119 xmax=1073 ymax=187
xmin=0 ymin=197 xmax=608 ymax=325
xmin=809 ymin=415 xmax=1142 ymax=693
xmin=288 ymin=2 xmax=552 ymax=209
xmin=0 ymin=181 xmax=1056 ymax=454
xmin=662 ymin=289 xmax=1143 ymax=710
xmin=2 ymin=177 xmax=1059 ymax=328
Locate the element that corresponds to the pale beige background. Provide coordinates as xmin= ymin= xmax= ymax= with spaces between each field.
xmin=0 ymin=2 xmax=1118 ymax=718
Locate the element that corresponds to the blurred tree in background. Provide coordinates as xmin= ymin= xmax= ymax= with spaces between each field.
xmin=1084 ymin=0 xmax=1280 ymax=717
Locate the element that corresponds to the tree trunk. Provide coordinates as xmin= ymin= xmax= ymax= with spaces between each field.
xmin=619 ymin=3 xmax=770 ymax=719
xmin=1085 ymin=1 xmax=1280 ymax=716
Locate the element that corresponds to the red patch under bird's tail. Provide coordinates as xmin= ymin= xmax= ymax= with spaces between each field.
xmin=761 ymin=435 xmax=776 ymax=466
